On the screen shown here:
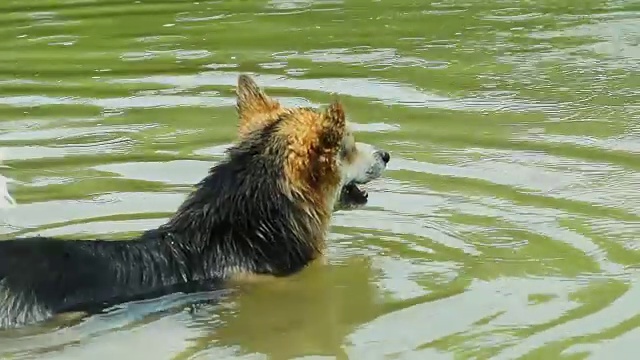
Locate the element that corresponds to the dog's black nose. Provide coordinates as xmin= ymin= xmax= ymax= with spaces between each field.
xmin=380 ymin=151 xmax=390 ymax=164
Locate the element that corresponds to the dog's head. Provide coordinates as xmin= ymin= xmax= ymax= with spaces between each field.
xmin=235 ymin=74 xmax=389 ymax=211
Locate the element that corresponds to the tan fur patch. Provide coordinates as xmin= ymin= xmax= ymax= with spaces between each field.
xmin=273 ymin=102 xmax=346 ymax=254
xmin=341 ymin=129 xmax=358 ymax=165
xmin=236 ymin=75 xmax=283 ymax=138
xmin=278 ymin=104 xmax=345 ymax=195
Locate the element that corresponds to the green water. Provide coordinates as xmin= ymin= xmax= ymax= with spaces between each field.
xmin=0 ymin=0 xmax=639 ymax=358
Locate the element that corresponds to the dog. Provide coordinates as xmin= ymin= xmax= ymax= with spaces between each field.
xmin=0 ymin=74 xmax=390 ymax=329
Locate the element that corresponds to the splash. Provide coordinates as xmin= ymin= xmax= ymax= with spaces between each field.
xmin=0 ymin=153 xmax=16 ymax=208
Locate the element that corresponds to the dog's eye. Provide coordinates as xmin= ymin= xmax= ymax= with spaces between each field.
xmin=339 ymin=145 xmax=349 ymax=159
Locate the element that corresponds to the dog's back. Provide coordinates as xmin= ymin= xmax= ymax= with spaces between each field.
xmin=0 ymin=234 xmax=206 ymax=329
xmin=0 ymin=237 xmax=73 ymax=328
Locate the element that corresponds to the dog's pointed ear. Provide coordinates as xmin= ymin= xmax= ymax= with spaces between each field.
xmin=236 ymin=74 xmax=281 ymax=135
xmin=319 ymin=101 xmax=346 ymax=148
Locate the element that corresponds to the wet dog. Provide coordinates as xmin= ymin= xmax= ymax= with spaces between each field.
xmin=0 ymin=74 xmax=389 ymax=329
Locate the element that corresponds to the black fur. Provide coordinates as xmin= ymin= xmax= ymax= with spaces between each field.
xmin=0 ymin=121 xmax=325 ymax=329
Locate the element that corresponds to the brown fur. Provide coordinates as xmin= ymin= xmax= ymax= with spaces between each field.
xmin=235 ymin=76 xmax=349 ymax=256
xmin=236 ymin=74 xmax=283 ymax=138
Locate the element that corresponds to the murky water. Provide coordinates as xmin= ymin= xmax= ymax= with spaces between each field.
xmin=0 ymin=0 xmax=638 ymax=359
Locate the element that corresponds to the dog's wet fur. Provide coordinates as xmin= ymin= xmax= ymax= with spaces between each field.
xmin=0 ymin=74 xmax=389 ymax=329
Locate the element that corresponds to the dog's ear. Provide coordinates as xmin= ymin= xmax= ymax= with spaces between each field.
xmin=279 ymin=101 xmax=345 ymax=203
xmin=236 ymin=74 xmax=281 ymax=137
xmin=318 ymin=101 xmax=346 ymax=149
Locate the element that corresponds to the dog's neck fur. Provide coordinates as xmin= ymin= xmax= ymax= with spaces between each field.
xmin=147 ymin=145 xmax=329 ymax=281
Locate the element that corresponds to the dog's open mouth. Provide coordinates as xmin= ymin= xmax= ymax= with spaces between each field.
xmin=336 ymin=182 xmax=368 ymax=210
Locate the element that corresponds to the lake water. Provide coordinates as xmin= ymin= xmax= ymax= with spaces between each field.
xmin=0 ymin=0 xmax=638 ymax=359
